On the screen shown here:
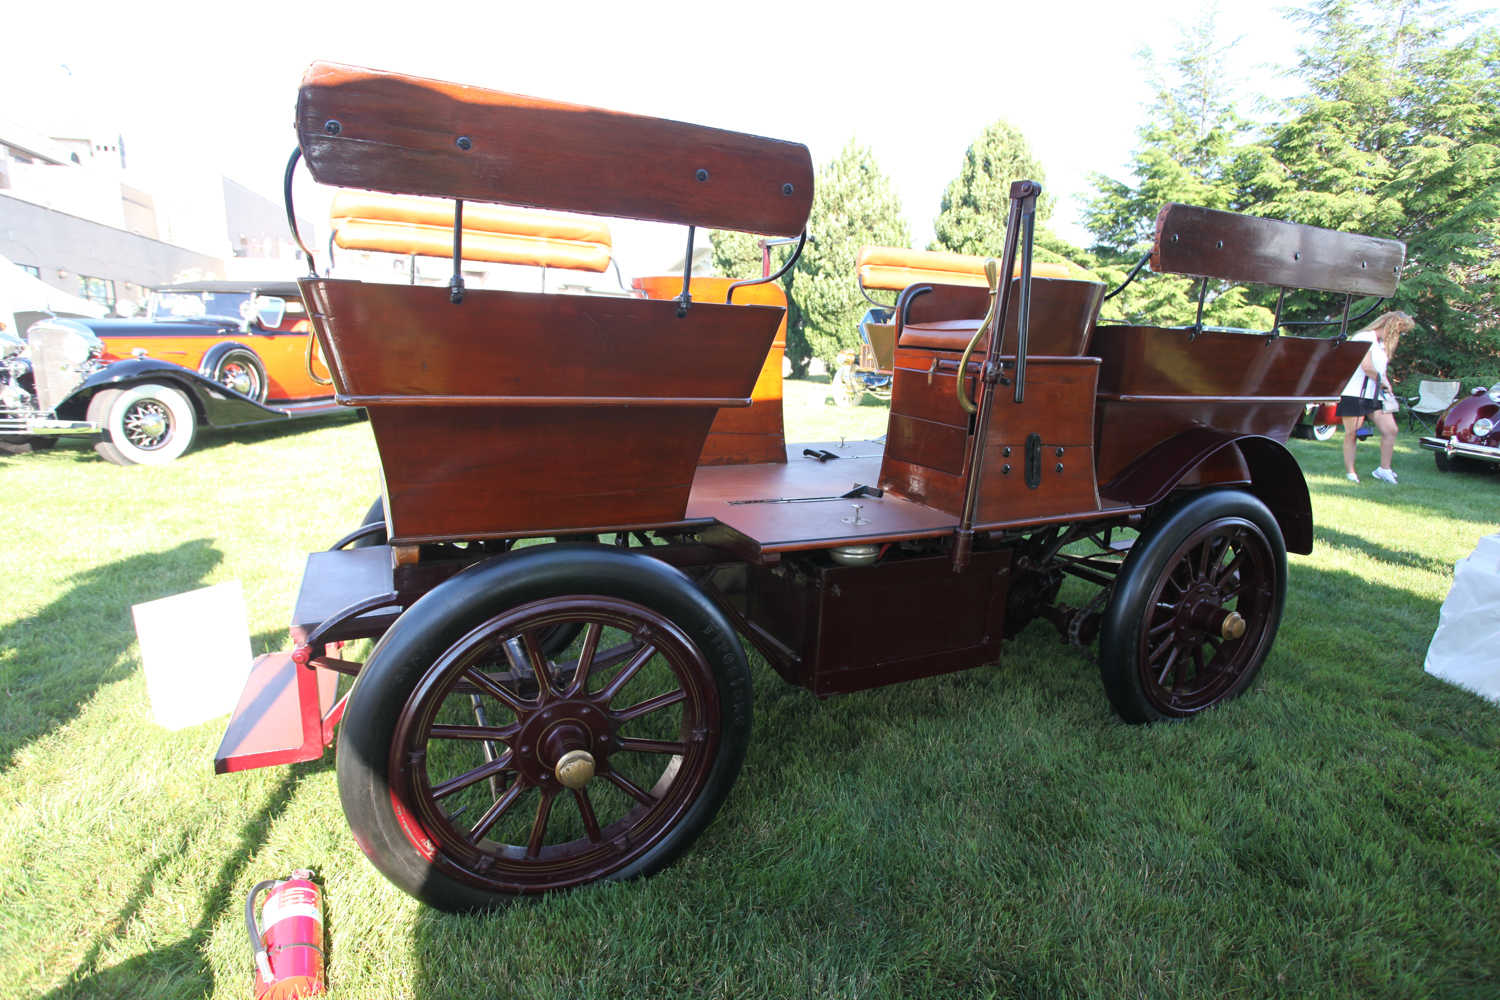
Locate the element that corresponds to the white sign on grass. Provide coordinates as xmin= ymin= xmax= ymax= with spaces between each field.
xmin=132 ymin=580 xmax=254 ymax=731
xmin=1425 ymin=533 xmax=1500 ymax=706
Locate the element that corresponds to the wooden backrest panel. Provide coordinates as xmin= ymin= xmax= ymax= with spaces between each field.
xmin=895 ymin=278 xmax=1106 ymax=357
xmin=297 ymin=62 xmax=814 ymax=237
xmin=1151 ymin=203 xmax=1405 ymax=296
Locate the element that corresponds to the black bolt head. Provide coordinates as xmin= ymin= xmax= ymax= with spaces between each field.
xmin=782 ymin=183 xmax=794 ymax=195
xmin=456 ymin=136 xmax=472 ymax=150
xmin=324 ymin=120 xmax=342 ymax=135
xmin=696 ymin=168 xmax=708 ymax=181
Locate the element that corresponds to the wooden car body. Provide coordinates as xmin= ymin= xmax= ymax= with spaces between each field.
xmin=213 ymin=60 xmax=1408 ymax=910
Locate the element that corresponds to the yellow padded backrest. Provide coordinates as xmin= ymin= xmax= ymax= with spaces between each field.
xmin=856 ymin=245 xmax=1071 ymax=291
xmin=330 ymin=191 xmax=612 ymax=273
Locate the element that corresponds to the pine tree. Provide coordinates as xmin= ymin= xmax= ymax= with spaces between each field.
xmin=1255 ymin=0 xmax=1500 ymax=373
xmin=1081 ymin=11 xmax=1273 ymax=331
xmin=793 ymin=140 xmax=910 ymax=369
xmin=709 ymin=229 xmax=808 ymax=374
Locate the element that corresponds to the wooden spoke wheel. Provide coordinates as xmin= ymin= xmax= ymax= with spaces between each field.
xmin=337 ymin=544 xmax=751 ymax=910
xmin=1099 ymin=490 xmax=1287 ymax=724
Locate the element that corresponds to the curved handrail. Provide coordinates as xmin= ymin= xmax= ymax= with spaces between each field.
xmin=725 ymin=229 xmax=808 ymax=304
xmin=283 ymin=148 xmax=319 ymax=277
xmin=956 ymin=258 xmax=1000 ymax=415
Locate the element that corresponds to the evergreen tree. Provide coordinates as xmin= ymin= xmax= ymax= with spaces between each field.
xmin=931 ymin=120 xmax=1054 ymax=253
xmin=1082 ymin=11 xmax=1273 ymax=330
xmin=1254 ymin=0 xmax=1500 ymax=373
xmin=794 ymin=139 xmax=910 ymax=369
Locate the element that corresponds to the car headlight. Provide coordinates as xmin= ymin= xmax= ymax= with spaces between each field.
xmin=27 ymin=320 xmax=103 ymax=366
xmin=1473 ymin=418 xmax=1494 ymax=437
xmin=1488 ymin=389 xmax=1500 ymax=404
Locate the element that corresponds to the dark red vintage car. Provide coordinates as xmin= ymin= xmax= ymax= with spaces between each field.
xmin=212 ymin=61 xmax=1403 ymax=911
xmin=1423 ymin=383 xmax=1500 ymax=471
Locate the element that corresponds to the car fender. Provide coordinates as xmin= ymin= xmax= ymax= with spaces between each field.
xmin=1100 ymin=428 xmax=1313 ymax=555
xmin=55 ymin=358 xmax=287 ymax=428
xmin=197 ymin=340 xmax=262 ymax=380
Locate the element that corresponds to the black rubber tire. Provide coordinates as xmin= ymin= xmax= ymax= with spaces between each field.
xmin=0 ymin=435 xmax=57 ymax=455
xmin=1098 ymin=490 xmax=1288 ymax=724
xmin=335 ymin=543 xmax=753 ymax=911
xmin=1434 ymin=451 xmax=1488 ymax=474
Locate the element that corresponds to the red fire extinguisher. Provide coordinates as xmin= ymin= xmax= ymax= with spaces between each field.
xmin=246 ymin=870 xmax=325 ymax=998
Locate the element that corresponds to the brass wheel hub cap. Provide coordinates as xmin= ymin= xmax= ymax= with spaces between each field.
xmin=554 ymin=749 xmax=596 ymax=789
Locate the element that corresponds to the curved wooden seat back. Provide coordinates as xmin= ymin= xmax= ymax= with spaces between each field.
xmin=330 ymin=191 xmax=613 ymax=272
xmin=857 ymin=245 xmax=1072 ymax=292
xmin=298 ymin=62 xmax=814 ymax=236
xmin=894 ymin=278 xmax=1106 ymax=357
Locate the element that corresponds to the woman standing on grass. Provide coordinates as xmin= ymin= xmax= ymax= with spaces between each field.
xmin=1337 ymin=311 xmax=1415 ymax=484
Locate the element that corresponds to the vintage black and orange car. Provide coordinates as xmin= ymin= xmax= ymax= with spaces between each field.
xmin=212 ymin=62 xmax=1405 ymax=911
xmin=0 ymin=280 xmax=341 ymax=464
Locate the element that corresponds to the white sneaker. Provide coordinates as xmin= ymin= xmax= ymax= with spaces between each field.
xmin=1371 ymin=467 xmax=1399 ymax=484
xmin=1346 ymin=472 xmax=1360 ymax=483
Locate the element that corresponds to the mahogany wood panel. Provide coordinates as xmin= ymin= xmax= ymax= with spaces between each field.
xmin=1152 ymin=203 xmax=1405 ymax=296
xmin=1090 ymin=324 xmax=1369 ymax=484
xmin=302 ymin=279 xmax=779 ymax=401
xmin=741 ymin=548 xmax=1011 ymax=696
xmin=375 ymin=406 xmax=719 ymax=542
xmin=297 ymin=62 xmax=814 ymax=236
xmin=633 ymin=275 xmax=787 ymax=466
xmin=880 ymin=358 xmax=1101 ymax=520
xmin=1094 ymin=399 xmax=1304 ymax=485
xmin=1092 ymin=325 xmax=1371 ymax=400
xmin=896 ymin=277 xmax=1106 ymax=356
xmin=886 ymin=413 xmax=968 ymax=476
xmin=291 ymin=547 xmax=399 ymax=645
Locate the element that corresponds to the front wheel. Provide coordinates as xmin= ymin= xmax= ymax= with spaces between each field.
xmin=1311 ymin=423 xmax=1337 ymax=441
xmin=336 ymin=543 xmax=752 ymax=910
xmin=1434 ymin=451 xmax=1488 ymax=474
xmin=1098 ymin=490 xmax=1287 ymax=724
xmin=87 ymin=383 xmax=197 ymax=466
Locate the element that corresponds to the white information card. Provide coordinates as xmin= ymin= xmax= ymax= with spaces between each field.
xmin=132 ymin=580 xmax=254 ymax=731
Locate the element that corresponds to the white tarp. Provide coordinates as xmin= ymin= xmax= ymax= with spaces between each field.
xmin=0 ymin=252 xmax=107 ymax=336
xmin=1424 ymin=533 xmax=1500 ymax=704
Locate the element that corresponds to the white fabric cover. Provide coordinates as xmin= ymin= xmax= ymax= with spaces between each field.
xmin=1424 ymin=533 xmax=1500 ymax=704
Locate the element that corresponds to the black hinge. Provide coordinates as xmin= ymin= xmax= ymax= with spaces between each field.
xmin=1024 ymin=432 xmax=1042 ymax=489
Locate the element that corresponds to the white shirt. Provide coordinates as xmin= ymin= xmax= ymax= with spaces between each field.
xmin=1341 ymin=330 xmax=1388 ymax=400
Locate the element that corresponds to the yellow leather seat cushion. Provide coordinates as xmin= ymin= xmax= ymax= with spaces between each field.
xmin=331 ymin=191 xmax=612 ymax=272
xmin=857 ymin=245 xmax=1070 ymax=291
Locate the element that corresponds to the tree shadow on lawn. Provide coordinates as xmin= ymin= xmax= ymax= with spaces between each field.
xmin=31 ymin=410 xmax=364 ymax=465
xmin=0 ymin=539 xmax=222 ymax=768
xmin=1313 ymin=524 xmax=1457 ymax=575
xmin=37 ymin=767 xmax=310 ymax=1000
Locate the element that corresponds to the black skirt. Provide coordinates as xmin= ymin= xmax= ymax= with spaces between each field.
xmin=1336 ymin=394 xmax=1380 ymax=418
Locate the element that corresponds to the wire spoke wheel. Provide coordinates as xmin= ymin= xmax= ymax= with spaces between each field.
xmin=121 ymin=397 xmax=173 ymax=450
xmin=390 ymin=597 xmax=722 ymax=893
xmin=1136 ymin=517 xmax=1275 ymax=716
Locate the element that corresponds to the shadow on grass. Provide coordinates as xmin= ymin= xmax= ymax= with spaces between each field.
xmin=190 ymin=408 xmax=366 ymax=457
xmin=38 ymin=768 xmax=308 ymax=1000
xmin=0 ymin=539 xmax=222 ymax=768
xmin=1313 ymin=525 xmax=1456 ymax=575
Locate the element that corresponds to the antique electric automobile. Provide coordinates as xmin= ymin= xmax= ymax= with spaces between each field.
xmin=214 ymin=61 xmax=1404 ymax=911
xmin=1 ymin=281 xmax=342 ymax=464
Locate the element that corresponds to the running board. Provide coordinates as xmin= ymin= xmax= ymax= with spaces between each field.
xmin=214 ymin=652 xmax=345 ymax=773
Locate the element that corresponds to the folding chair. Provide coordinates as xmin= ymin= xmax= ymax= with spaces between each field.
xmin=1405 ymin=378 xmax=1461 ymax=433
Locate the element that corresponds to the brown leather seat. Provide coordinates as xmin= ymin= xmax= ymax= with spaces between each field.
xmin=896 ymin=277 xmax=1107 ymax=356
xmin=330 ymin=191 xmax=612 ymax=272
xmin=857 ymin=245 xmax=1072 ymax=292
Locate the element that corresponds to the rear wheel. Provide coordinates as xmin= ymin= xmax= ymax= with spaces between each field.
xmin=831 ymin=364 xmax=861 ymax=407
xmin=88 ymin=383 xmax=197 ymax=466
xmin=1099 ymin=490 xmax=1286 ymax=724
xmin=336 ymin=544 xmax=752 ymax=910
xmin=1311 ymin=423 xmax=1336 ymax=441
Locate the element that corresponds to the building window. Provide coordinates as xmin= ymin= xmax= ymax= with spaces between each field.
xmin=18 ymin=265 xmax=40 ymax=279
xmin=78 ymin=275 xmax=116 ymax=309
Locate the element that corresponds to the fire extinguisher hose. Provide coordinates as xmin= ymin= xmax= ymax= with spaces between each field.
xmin=246 ymin=879 xmax=284 ymax=985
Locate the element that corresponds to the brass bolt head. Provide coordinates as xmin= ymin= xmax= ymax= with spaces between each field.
xmin=554 ymin=750 xmax=596 ymax=790
xmin=1221 ymin=612 xmax=1247 ymax=640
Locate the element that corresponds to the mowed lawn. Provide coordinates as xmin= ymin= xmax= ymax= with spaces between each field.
xmin=1 ymin=381 xmax=1497 ymax=1000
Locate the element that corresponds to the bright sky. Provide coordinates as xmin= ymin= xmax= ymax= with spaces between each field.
xmin=2 ymin=0 xmax=1356 ymax=276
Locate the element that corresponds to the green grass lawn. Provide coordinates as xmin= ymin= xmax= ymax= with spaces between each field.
xmin=1 ymin=387 xmax=1498 ymax=999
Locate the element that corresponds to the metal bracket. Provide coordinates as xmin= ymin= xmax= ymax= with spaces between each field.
xmin=449 ymin=199 xmax=465 ymax=305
